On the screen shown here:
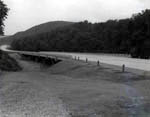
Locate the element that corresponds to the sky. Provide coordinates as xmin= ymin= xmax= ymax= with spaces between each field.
xmin=3 ymin=0 xmax=150 ymax=35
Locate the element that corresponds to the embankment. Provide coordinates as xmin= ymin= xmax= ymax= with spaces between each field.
xmin=0 ymin=50 xmax=21 ymax=71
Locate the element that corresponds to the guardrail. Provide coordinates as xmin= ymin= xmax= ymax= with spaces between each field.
xmin=0 ymin=45 xmax=72 ymax=61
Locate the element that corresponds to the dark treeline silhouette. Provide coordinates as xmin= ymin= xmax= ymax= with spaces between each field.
xmin=11 ymin=9 xmax=150 ymax=59
xmin=0 ymin=0 xmax=9 ymax=35
xmin=0 ymin=1 xmax=21 ymax=71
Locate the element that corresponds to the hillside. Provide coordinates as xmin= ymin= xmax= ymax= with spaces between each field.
xmin=0 ymin=21 xmax=74 ymax=45
xmin=0 ymin=35 xmax=12 ymax=45
xmin=13 ymin=21 xmax=74 ymax=39
xmin=0 ymin=35 xmax=8 ymax=38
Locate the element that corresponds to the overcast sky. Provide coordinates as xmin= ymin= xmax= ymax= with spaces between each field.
xmin=3 ymin=0 xmax=150 ymax=35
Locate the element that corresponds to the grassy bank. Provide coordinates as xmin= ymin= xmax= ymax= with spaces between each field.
xmin=0 ymin=50 xmax=21 ymax=71
xmin=1 ymin=59 xmax=150 ymax=116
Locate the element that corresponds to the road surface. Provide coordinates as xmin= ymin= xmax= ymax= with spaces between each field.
xmin=1 ymin=45 xmax=150 ymax=71
xmin=41 ymin=52 xmax=150 ymax=71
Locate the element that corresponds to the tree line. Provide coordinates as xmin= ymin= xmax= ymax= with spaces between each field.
xmin=0 ymin=0 xmax=21 ymax=71
xmin=0 ymin=0 xmax=9 ymax=35
xmin=11 ymin=9 xmax=150 ymax=59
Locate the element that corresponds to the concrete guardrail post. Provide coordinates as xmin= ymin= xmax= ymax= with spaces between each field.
xmin=55 ymin=57 xmax=58 ymax=61
xmin=97 ymin=60 xmax=100 ymax=66
xmin=86 ymin=58 xmax=88 ymax=63
xmin=122 ymin=64 xmax=125 ymax=73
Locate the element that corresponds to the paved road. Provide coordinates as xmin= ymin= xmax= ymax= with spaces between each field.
xmin=1 ymin=45 xmax=150 ymax=71
xmin=41 ymin=52 xmax=150 ymax=71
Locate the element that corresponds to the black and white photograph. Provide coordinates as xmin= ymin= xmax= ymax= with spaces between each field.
xmin=0 ymin=0 xmax=150 ymax=116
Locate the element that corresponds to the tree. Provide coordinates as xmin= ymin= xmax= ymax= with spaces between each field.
xmin=0 ymin=0 xmax=9 ymax=35
xmin=11 ymin=9 xmax=150 ymax=59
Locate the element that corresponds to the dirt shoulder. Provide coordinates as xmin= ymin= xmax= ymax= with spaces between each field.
xmin=0 ymin=56 xmax=150 ymax=117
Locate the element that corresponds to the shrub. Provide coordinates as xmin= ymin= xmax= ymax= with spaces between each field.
xmin=0 ymin=50 xmax=22 ymax=71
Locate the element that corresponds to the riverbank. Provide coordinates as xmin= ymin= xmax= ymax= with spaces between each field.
xmin=0 ymin=55 xmax=150 ymax=117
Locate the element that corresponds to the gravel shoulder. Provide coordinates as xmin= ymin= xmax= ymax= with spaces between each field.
xmin=0 ymin=55 xmax=150 ymax=117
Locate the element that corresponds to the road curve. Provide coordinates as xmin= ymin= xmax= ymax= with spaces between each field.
xmin=1 ymin=45 xmax=150 ymax=71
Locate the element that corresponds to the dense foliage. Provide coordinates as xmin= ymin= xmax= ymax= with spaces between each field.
xmin=0 ymin=50 xmax=21 ymax=71
xmin=12 ymin=21 xmax=73 ymax=40
xmin=0 ymin=0 xmax=9 ymax=35
xmin=0 ymin=1 xmax=21 ymax=71
xmin=11 ymin=9 xmax=150 ymax=59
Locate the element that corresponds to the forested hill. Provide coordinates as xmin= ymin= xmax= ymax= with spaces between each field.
xmin=11 ymin=9 xmax=150 ymax=59
xmin=13 ymin=21 xmax=74 ymax=39
xmin=1 ymin=21 xmax=74 ymax=45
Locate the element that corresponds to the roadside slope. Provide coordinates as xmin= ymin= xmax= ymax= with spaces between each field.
xmin=0 ymin=59 xmax=70 ymax=117
xmin=0 ymin=56 xmax=150 ymax=116
xmin=0 ymin=51 xmax=21 ymax=71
